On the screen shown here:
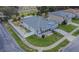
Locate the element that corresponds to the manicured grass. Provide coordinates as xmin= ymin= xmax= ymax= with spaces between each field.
xmin=58 ymin=24 xmax=76 ymax=32
xmin=27 ymin=32 xmax=63 ymax=47
xmin=72 ymin=18 xmax=79 ymax=24
xmin=43 ymin=39 xmax=69 ymax=52
xmin=72 ymin=30 xmax=79 ymax=36
xmin=4 ymin=22 xmax=36 ymax=52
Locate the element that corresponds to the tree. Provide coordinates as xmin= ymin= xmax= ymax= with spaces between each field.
xmin=21 ymin=14 xmax=25 ymax=17
xmin=37 ymin=6 xmax=49 ymax=17
xmin=12 ymin=13 xmax=21 ymax=22
xmin=47 ymin=6 xmax=55 ymax=12
xmin=0 ymin=6 xmax=18 ymax=17
xmin=37 ymin=6 xmax=68 ymax=18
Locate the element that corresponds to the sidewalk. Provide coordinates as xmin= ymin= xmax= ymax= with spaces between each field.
xmin=54 ymin=29 xmax=76 ymax=41
xmin=70 ymin=22 xmax=79 ymax=27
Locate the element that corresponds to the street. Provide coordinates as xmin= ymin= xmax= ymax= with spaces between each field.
xmin=0 ymin=22 xmax=23 ymax=52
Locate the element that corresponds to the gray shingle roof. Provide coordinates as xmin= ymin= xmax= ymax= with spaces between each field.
xmin=48 ymin=12 xmax=64 ymax=24
xmin=52 ymin=10 xmax=75 ymax=19
xmin=23 ymin=16 xmax=57 ymax=31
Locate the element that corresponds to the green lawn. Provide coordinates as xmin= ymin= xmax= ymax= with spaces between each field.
xmin=27 ymin=32 xmax=63 ymax=47
xmin=72 ymin=30 xmax=79 ymax=36
xmin=72 ymin=18 xmax=79 ymax=24
xmin=4 ymin=22 xmax=36 ymax=52
xmin=43 ymin=39 xmax=69 ymax=52
xmin=58 ymin=24 xmax=76 ymax=32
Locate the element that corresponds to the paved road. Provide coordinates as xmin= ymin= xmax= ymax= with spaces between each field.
xmin=62 ymin=36 xmax=79 ymax=52
xmin=0 ymin=22 xmax=23 ymax=52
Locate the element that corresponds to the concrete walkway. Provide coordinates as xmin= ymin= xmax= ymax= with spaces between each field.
xmin=54 ymin=29 xmax=76 ymax=41
xmin=70 ymin=27 xmax=79 ymax=34
xmin=70 ymin=22 xmax=79 ymax=27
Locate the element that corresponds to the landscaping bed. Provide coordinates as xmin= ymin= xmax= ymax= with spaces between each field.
xmin=43 ymin=39 xmax=69 ymax=52
xmin=58 ymin=24 xmax=77 ymax=32
xmin=27 ymin=32 xmax=63 ymax=47
xmin=4 ymin=22 xmax=36 ymax=52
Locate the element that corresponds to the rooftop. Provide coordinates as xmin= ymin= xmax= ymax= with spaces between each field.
xmin=65 ymin=8 xmax=79 ymax=15
xmin=48 ymin=12 xmax=64 ymax=24
xmin=22 ymin=16 xmax=57 ymax=31
xmin=51 ymin=10 xmax=75 ymax=19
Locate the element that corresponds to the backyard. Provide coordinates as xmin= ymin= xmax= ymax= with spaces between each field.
xmin=43 ymin=39 xmax=69 ymax=52
xmin=27 ymin=32 xmax=63 ymax=47
xmin=58 ymin=24 xmax=77 ymax=32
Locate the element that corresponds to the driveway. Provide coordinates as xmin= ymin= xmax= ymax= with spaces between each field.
xmin=70 ymin=22 xmax=79 ymax=27
xmin=62 ymin=36 xmax=79 ymax=52
xmin=54 ymin=29 xmax=76 ymax=41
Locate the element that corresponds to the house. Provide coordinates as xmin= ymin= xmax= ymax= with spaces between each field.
xmin=21 ymin=16 xmax=58 ymax=37
xmin=47 ymin=12 xmax=64 ymax=24
xmin=62 ymin=36 xmax=79 ymax=52
xmin=51 ymin=10 xmax=75 ymax=24
xmin=65 ymin=9 xmax=79 ymax=18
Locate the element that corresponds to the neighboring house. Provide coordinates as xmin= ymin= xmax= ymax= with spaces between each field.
xmin=51 ymin=10 xmax=75 ymax=24
xmin=47 ymin=12 xmax=64 ymax=24
xmin=65 ymin=9 xmax=79 ymax=18
xmin=21 ymin=16 xmax=58 ymax=37
xmin=62 ymin=36 xmax=79 ymax=52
